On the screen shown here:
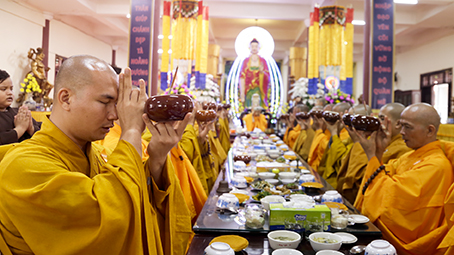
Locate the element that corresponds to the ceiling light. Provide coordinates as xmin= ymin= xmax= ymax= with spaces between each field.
xmin=126 ymin=13 xmax=131 ymax=18
xmin=157 ymin=49 xmax=163 ymax=54
xmin=168 ymin=49 xmax=172 ymax=54
xmin=168 ymin=35 xmax=173 ymax=40
xmin=394 ymin=0 xmax=418 ymax=4
xmin=352 ymin=20 xmax=366 ymax=25
xmin=158 ymin=35 xmax=164 ymax=39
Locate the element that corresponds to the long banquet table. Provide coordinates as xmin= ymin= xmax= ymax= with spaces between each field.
xmin=187 ymin=144 xmax=382 ymax=255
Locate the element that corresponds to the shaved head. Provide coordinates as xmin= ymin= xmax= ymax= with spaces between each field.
xmin=54 ymin=55 xmax=117 ymax=100
xmin=294 ymin=104 xmax=310 ymax=114
xmin=402 ymin=103 xmax=440 ymax=131
xmin=380 ymin=103 xmax=405 ymax=122
xmin=400 ymin=103 xmax=440 ymax=149
xmin=349 ymin=104 xmax=372 ymax=116
xmin=312 ymin=105 xmax=324 ymax=111
xmin=323 ymin=104 xmax=333 ymax=111
xmin=380 ymin=103 xmax=406 ymax=137
xmin=333 ymin=102 xmax=351 ymax=115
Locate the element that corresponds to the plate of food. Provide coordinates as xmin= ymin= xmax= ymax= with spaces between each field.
xmin=250 ymin=180 xmax=272 ymax=191
xmin=301 ymin=182 xmax=324 ymax=189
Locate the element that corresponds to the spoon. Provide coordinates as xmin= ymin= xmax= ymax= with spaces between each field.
xmin=350 ymin=245 xmax=366 ymax=254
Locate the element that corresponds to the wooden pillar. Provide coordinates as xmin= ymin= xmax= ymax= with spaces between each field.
xmin=362 ymin=0 xmax=371 ymax=104
xmin=42 ymin=19 xmax=50 ymax=77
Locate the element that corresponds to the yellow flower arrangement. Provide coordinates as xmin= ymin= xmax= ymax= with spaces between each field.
xmin=20 ymin=74 xmax=42 ymax=94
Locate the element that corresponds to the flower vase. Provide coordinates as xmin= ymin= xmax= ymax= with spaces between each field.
xmin=23 ymin=92 xmax=37 ymax=111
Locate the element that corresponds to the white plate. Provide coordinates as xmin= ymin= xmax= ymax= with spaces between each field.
xmin=334 ymin=232 xmax=358 ymax=244
xmin=349 ymin=214 xmax=370 ymax=224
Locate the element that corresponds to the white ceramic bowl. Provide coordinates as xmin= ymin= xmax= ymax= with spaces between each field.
xmin=260 ymin=195 xmax=285 ymax=210
xmin=216 ymin=193 xmax=240 ymax=210
xmin=365 ymin=240 xmax=396 ymax=255
xmin=316 ymin=250 xmax=344 ymax=255
xmin=272 ymin=249 xmax=303 ymax=255
xmin=248 ymin=152 xmax=257 ymax=159
xmin=299 ymin=174 xmax=316 ymax=184
xmin=258 ymin=172 xmax=276 ymax=179
xmin=308 ymin=232 xmax=342 ymax=252
xmin=321 ymin=190 xmax=343 ymax=203
xmin=265 ymin=179 xmax=279 ymax=186
xmin=204 ymin=242 xmax=235 ymax=255
xmin=231 ymin=177 xmax=247 ymax=188
xmin=279 ymin=172 xmax=298 ymax=179
xmin=268 ymin=230 xmax=302 ymax=250
xmin=268 ymin=153 xmax=280 ymax=159
xmin=281 ymin=179 xmax=296 ymax=185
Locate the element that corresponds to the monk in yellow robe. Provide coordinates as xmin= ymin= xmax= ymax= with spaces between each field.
xmin=354 ymin=103 xmax=452 ymax=255
xmin=338 ymin=103 xmax=410 ymax=203
xmin=218 ymin=109 xmax=231 ymax=154
xmin=208 ymin=121 xmax=227 ymax=178
xmin=292 ymin=104 xmax=310 ymax=155
xmin=315 ymin=102 xmax=351 ymax=187
xmin=287 ymin=105 xmax=308 ymax=149
xmin=0 ymin=56 xmax=192 ymax=255
xmin=307 ymin=104 xmax=334 ymax=171
xmin=243 ymin=107 xmax=267 ymax=132
xmin=100 ymin=122 xmax=207 ymax=225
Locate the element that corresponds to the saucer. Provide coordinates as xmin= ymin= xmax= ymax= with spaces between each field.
xmin=349 ymin=214 xmax=370 ymax=224
xmin=334 ymin=232 xmax=358 ymax=244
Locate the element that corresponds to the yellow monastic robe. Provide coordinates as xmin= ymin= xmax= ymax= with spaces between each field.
xmin=0 ymin=144 xmax=15 ymax=162
xmin=0 ymin=118 xmax=192 ymax=255
xmin=308 ymin=129 xmax=331 ymax=171
xmin=318 ymin=136 xmax=353 ymax=189
xmin=243 ymin=113 xmax=267 ymax=132
xmin=98 ymin=123 xmax=149 ymax=161
xmin=283 ymin=126 xmax=291 ymax=145
xmin=208 ymin=130 xmax=227 ymax=178
xmin=337 ymin=141 xmax=366 ymax=204
xmin=219 ymin=117 xmax=231 ymax=154
xmin=170 ymin=144 xmax=207 ymax=225
xmin=292 ymin=129 xmax=307 ymax=156
xmin=381 ymin=135 xmax=412 ymax=164
xmin=299 ymin=128 xmax=315 ymax=161
xmin=179 ymin=124 xmax=214 ymax=195
xmin=287 ymin=125 xmax=301 ymax=149
xmin=355 ymin=141 xmax=452 ymax=255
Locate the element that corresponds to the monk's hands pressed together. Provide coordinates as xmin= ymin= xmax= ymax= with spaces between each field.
xmin=14 ymin=105 xmax=31 ymax=138
xmin=117 ymin=68 xmax=147 ymax=157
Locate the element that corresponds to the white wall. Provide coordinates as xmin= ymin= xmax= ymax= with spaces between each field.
xmin=353 ymin=60 xmax=364 ymax=103
xmin=0 ymin=1 xmax=44 ymax=103
xmin=395 ymin=34 xmax=454 ymax=91
xmin=1 ymin=0 xmax=117 ymax=106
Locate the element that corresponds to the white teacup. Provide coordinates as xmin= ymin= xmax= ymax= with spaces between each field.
xmin=321 ymin=190 xmax=343 ymax=203
xmin=231 ymin=176 xmax=247 ymax=188
xmin=299 ymin=174 xmax=316 ymax=184
xmin=216 ymin=194 xmax=239 ymax=210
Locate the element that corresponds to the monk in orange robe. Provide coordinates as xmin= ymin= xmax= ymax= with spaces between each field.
xmin=337 ymin=103 xmax=411 ymax=204
xmin=354 ymin=103 xmax=452 ymax=255
xmin=243 ymin=107 xmax=267 ymax=132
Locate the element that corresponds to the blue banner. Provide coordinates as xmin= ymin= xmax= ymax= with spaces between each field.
xmin=370 ymin=0 xmax=394 ymax=109
xmin=128 ymin=0 xmax=152 ymax=91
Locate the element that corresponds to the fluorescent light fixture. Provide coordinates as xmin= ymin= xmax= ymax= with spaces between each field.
xmin=352 ymin=20 xmax=366 ymax=25
xmin=394 ymin=0 xmax=418 ymax=4
xmin=158 ymin=35 xmax=164 ymax=39
xmin=126 ymin=13 xmax=131 ymax=18
xmin=157 ymin=49 xmax=163 ymax=54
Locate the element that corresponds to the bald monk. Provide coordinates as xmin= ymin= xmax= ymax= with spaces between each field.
xmin=218 ymin=107 xmax=231 ymax=154
xmin=243 ymin=107 xmax=267 ymax=132
xmin=307 ymin=104 xmax=339 ymax=171
xmin=354 ymin=103 xmax=453 ymax=255
xmin=283 ymin=107 xmax=294 ymax=145
xmin=339 ymin=103 xmax=411 ymax=204
xmin=0 ymin=56 xmax=193 ymax=255
xmin=316 ymin=102 xmax=351 ymax=188
xmin=102 ymin=123 xmax=207 ymax=226
xmin=286 ymin=104 xmax=307 ymax=149
xmin=297 ymin=105 xmax=323 ymax=161
xmin=179 ymin=103 xmax=216 ymax=195
xmin=292 ymin=104 xmax=310 ymax=153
